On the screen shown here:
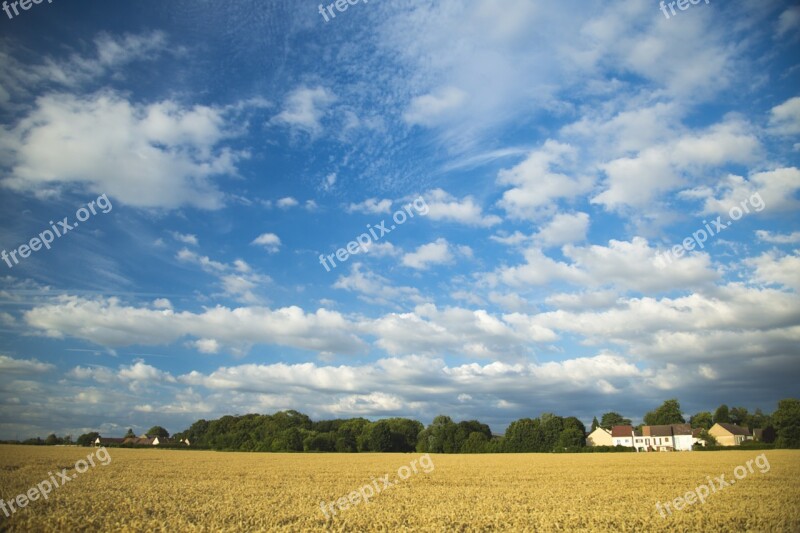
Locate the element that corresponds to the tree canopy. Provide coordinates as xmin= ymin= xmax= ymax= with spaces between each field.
xmin=643 ymin=399 xmax=685 ymax=426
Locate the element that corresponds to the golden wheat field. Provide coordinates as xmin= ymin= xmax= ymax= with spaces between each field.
xmin=0 ymin=446 xmax=798 ymax=532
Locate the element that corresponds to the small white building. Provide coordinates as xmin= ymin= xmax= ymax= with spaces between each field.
xmin=611 ymin=425 xmax=634 ymax=447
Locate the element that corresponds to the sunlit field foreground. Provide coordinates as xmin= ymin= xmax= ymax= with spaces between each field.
xmin=0 ymin=446 xmax=798 ymax=532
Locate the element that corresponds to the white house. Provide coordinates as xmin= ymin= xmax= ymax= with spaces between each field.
xmin=611 ymin=425 xmax=634 ymax=447
xmin=614 ymin=424 xmax=699 ymax=452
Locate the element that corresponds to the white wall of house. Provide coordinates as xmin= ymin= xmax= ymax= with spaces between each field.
xmin=612 ymin=436 xmax=633 ymax=447
xmin=673 ymin=434 xmax=694 ymax=451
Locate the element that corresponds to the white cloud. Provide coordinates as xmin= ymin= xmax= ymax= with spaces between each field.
xmin=357 ymin=241 xmax=401 ymax=258
xmin=745 ymin=251 xmax=800 ymax=291
xmin=593 ymin=118 xmax=761 ymax=211
xmin=535 ymin=212 xmax=590 ymax=247
xmin=402 ymin=238 xmax=455 ymax=270
xmin=0 ymin=355 xmax=54 ymax=374
xmin=347 ymin=198 xmax=393 ymax=215
xmin=487 ymin=237 xmax=718 ymax=293
xmin=755 ymin=230 xmax=800 ymax=244
xmin=403 ymin=86 xmax=467 ymax=127
xmin=24 ymin=296 xmax=366 ymax=355
xmin=776 ymin=6 xmax=800 ymax=39
xmin=322 ymin=172 xmax=337 ymax=191
xmin=271 ymin=86 xmax=336 ymax=137
xmin=191 ymin=339 xmax=221 ymax=354
xmin=768 ymin=96 xmax=800 ymax=136
xmin=152 ymin=298 xmax=173 ymax=310
xmin=497 ymin=141 xmax=592 ymax=220
xmin=251 ymin=233 xmax=282 ymax=253
xmin=1 ymin=92 xmax=242 ymax=209
xmin=171 ymin=232 xmax=199 ymax=246
xmin=690 ymin=167 xmax=800 ymax=215
xmin=0 ymin=31 xmax=171 ymax=103
xmin=177 ymin=248 xmax=271 ymax=303
xmin=422 ymin=188 xmax=500 ymax=227
xmin=333 ymin=264 xmax=422 ymax=306
xmin=276 ymin=197 xmax=299 ymax=209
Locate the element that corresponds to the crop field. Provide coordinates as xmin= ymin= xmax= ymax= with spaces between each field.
xmin=0 ymin=446 xmax=798 ymax=532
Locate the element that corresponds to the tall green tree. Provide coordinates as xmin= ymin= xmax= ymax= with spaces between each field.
xmin=713 ymin=404 xmax=730 ymax=424
xmin=366 ymin=421 xmax=393 ymax=452
xmin=689 ymin=412 xmax=714 ymax=430
xmin=772 ymin=398 xmax=800 ymax=449
xmin=460 ymin=432 xmax=489 ymax=453
xmin=600 ymin=412 xmax=631 ymax=429
xmin=729 ymin=407 xmax=749 ymax=426
xmin=643 ymin=399 xmax=685 ymax=426
xmin=747 ymin=408 xmax=770 ymax=430
xmin=503 ymin=418 xmax=541 ymax=453
xmin=76 ymin=432 xmax=100 ymax=447
xmin=591 ymin=417 xmax=600 ymax=431
xmin=146 ymin=426 xmax=170 ymax=439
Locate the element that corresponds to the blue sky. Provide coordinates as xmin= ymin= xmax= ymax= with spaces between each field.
xmin=0 ymin=0 xmax=799 ymax=439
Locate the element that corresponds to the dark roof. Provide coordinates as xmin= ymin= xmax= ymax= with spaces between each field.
xmin=716 ymin=423 xmax=751 ymax=436
xmin=123 ymin=437 xmax=158 ymax=445
xmin=96 ymin=437 xmax=126 ymax=444
xmin=611 ymin=425 xmax=633 ymax=437
xmin=647 ymin=425 xmax=673 ymax=437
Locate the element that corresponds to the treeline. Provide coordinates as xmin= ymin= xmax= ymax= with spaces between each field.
xmin=9 ymin=398 xmax=800 ymax=453
xmin=165 ymin=411 xmax=594 ymax=453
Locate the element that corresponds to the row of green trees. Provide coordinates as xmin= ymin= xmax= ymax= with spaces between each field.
xmin=12 ymin=398 xmax=800 ymax=452
xmin=170 ymin=411 xmax=425 ymax=453
xmin=165 ymin=412 xmax=588 ymax=453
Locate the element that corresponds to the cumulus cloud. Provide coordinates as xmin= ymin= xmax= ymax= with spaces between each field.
xmin=486 ymin=237 xmax=718 ymax=293
xmin=745 ymin=251 xmax=800 ymax=291
xmin=23 ymin=296 xmax=366 ymax=355
xmin=347 ymin=198 xmax=393 ymax=215
xmin=0 ymin=355 xmax=54 ymax=374
xmin=276 ymin=197 xmax=299 ymax=209
xmin=0 ymin=92 xmax=242 ymax=209
xmin=251 ymin=233 xmax=282 ymax=253
xmin=593 ymin=118 xmax=761 ymax=211
xmin=171 ymin=232 xmax=199 ymax=246
xmin=769 ymin=96 xmax=800 ymax=136
xmin=177 ymin=248 xmax=271 ymax=303
xmin=535 ymin=212 xmax=590 ymax=247
xmin=402 ymin=238 xmax=460 ymax=270
xmin=497 ymin=141 xmax=593 ymax=220
xmin=755 ymin=230 xmax=800 ymax=244
xmin=688 ymin=167 xmax=800 ymax=215
xmin=333 ymin=264 xmax=423 ymax=306
xmin=421 ymin=189 xmax=500 ymax=227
